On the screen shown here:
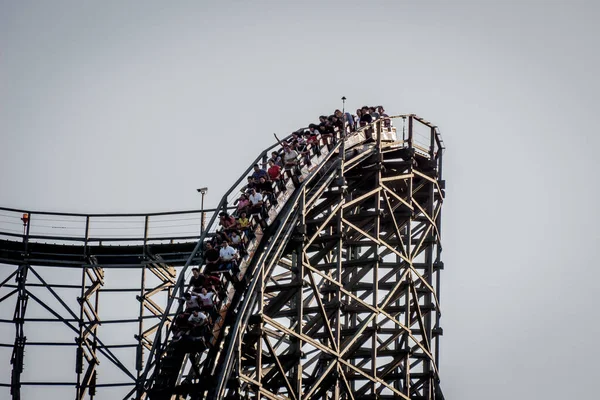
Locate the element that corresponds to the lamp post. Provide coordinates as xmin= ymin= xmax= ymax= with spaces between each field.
xmin=21 ymin=213 xmax=29 ymax=236
xmin=341 ymin=96 xmax=347 ymax=136
xmin=197 ymin=187 xmax=208 ymax=235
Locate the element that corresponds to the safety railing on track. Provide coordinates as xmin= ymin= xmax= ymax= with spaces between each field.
xmin=0 ymin=207 xmax=227 ymax=245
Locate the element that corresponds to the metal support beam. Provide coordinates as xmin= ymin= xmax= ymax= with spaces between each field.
xmin=10 ymin=213 xmax=31 ymax=400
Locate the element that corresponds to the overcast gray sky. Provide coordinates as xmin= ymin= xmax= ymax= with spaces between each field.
xmin=1 ymin=1 xmax=600 ymax=399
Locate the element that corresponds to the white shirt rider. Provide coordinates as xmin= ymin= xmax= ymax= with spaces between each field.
xmin=219 ymin=242 xmax=238 ymax=261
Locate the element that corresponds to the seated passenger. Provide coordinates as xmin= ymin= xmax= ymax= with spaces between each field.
xmin=172 ymin=312 xmax=192 ymax=341
xmin=188 ymin=310 xmax=208 ymax=343
xmin=270 ymin=151 xmax=283 ymax=167
xmin=172 ymin=328 xmax=186 ymax=342
xmin=229 ymin=230 xmax=247 ymax=256
xmin=294 ymin=133 xmax=313 ymax=167
xmin=251 ymin=164 xmax=269 ymax=181
xmin=218 ymin=240 xmax=239 ymax=271
xmin=203 ymin=242 xmax=221 ymax=273
xmin=267 ymin=159 xmax=281 ymax=181
xmin=291 ymin=131 xmax=303 ymax=143
xmin=236 ymin=211 xmax=253 ymax=239
xmin=306 ymin=130 xmax=319 ymax=146
xmin=318 ymin=119 xmax=335 ymax=142
xmin=335 ymin=109 xmax=355 ymax=132
xmin=359 ymin=106 xmax=372 ymax=126
xmin=245 ymin=176 xmax=257 ymax=192
xmin=355 ymin=109 xmax=363 ymax=127
xmin=294 ymin=131 xmax=306 ymax=148
xmin=172 ymin=292 xmax=201 ymax=312
xmin=236 ymin=193 xmax=250 ymax=215
xmin=330 ymin=115 xmax=343 ymax=132
xmin=283 ymin=145 xmax=299 ymax=169
xmin=318 ymin=115 xmax=328 ymax=127
xmin=307 ymin=125 xmax=323 ymax=151
xmin=236 ymin=211 xmax=250 ymax=231
xmin=188 ymin=309 xmax=207 ymax=326
xmin=201 ymin=273 xmax=221 ymax=292
xmin=256 ymin=177 xmax=273 ymax=200
xmin=248 ymin=188 xmax=264 ymax=214
xmin=175 ymin=312 xmax=191 ymax=330
xmin=370 ymin=106 xmax=380 ymax=120
xmin=219 ymin=212 xmax=237 ymax=232
xmin=188 ymin=267 xmax=204 ymax=292
xmin=378 ymin=106 xmax=391 ymax=128
xmin=308 ymin=123 xmax=320 ymax=136
xmin=256 ymin=176 xmax=276 ymax=206
xmin=229 ymin=229 xmax=241 ymax=245
xmin=212 ymin=231 xmax=227 ymax=247
xmin=267 ymin=159 xmax=285 ymax=191
xmin=195 ymin=287 xmax=215 ymax=312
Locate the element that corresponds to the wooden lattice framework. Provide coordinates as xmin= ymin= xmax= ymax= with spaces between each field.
xmin=207 ymin=118 xmax=445 ymax=400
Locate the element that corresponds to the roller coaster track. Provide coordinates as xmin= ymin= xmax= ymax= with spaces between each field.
xmin=138 ymin=115 xmax=446 ymax=400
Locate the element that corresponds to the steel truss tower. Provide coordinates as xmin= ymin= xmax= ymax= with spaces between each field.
xmin=0 ymin=114 xmax=445 ymax=400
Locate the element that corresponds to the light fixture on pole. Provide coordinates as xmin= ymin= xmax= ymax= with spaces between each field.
xmin=341 ymin=96 xmax=347 ymax=135
xmin=196 ymin=187 xmax=208 ymax=235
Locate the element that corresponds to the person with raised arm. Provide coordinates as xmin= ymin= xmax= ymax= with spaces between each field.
xmin=172 ymin=292 xmax=201 ymax=312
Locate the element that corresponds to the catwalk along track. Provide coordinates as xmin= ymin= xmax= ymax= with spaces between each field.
xmin=0 ymin=114 xmax=446 ymax=400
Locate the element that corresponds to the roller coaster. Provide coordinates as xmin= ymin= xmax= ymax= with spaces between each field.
xmin=0 ymin=113 xmax=445 ymax=400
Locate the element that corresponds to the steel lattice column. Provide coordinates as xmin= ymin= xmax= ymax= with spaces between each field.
xmin=75 ymin=254 xmax=103 ymax=399
xmin=10 ymin=214 xmax=31 ymax=400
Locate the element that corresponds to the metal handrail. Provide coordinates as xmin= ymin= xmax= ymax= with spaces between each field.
xmin=0 ymin=205 xmax=220 ymax=218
